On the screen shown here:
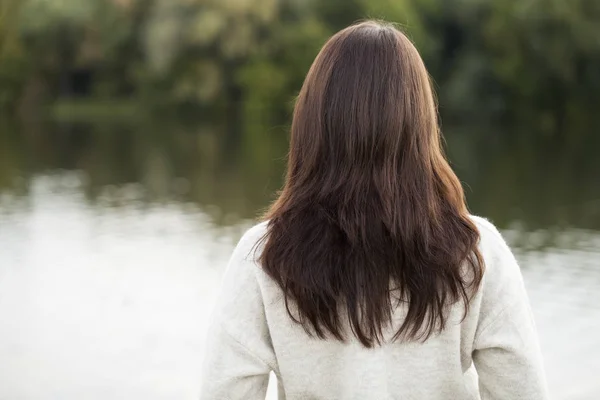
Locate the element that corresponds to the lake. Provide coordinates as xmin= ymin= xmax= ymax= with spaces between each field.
xmin=0 ymin=119 xmax=599 ymax=399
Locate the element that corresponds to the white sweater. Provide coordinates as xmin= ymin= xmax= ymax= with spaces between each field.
xmin=200 ymin=216 xmax=548 ymax=400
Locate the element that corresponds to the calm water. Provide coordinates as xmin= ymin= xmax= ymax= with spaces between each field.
xmin=0 ymin=120 xmax=599 ymax=399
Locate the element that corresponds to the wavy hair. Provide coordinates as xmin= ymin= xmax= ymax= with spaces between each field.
xmin=259 ymin=21 xmax=484 ymax=347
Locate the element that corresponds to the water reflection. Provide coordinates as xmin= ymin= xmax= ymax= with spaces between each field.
xmin=2 ymin=120 xmax=599 ymax=234
xmin=0 ymin=120 xmax=599 ymax=399
xmin=0 ymin=119 xmax=287 ymax=224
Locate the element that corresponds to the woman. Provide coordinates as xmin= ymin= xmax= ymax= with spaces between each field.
xmin=200 ymin=21 xmax=548 ymax=400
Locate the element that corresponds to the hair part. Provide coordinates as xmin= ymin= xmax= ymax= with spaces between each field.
xmin=259 ymin=20 xmax=484 ymax=347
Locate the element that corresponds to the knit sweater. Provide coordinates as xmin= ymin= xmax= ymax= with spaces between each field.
xmin=200 ymin=216 xmax=548 ymax=400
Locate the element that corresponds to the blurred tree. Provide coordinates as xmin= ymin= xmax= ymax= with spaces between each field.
xmin=19 ymin=0 xmax=93 ymax=96
xmin=90 ymin=0 xmax=156 ymax=98
xmin=0 ymin=0 xmax=598 ymax=145
xmin=482 ymin=0 xmax=600 ymax=136
xmin=0 ymin=0 xmax=29 ymax=110
xmin=432 ymin=0 xmax=600 ymax=137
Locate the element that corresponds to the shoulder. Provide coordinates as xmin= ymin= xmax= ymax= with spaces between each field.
xmin=469 ymin=215 xmax=522 ymax=289
xmin=222 ymin=220 xmax=271 ymax=286
xmin=470 ymin=215 xmax=505 ymax=247
xmin=467 ymin=217 xmax=536 ymax=349
xmin=213 ymin=221 xmax=271 ymax=322
xmin=468 ymin=215 xmax=526 ymax=305
xmin=230 ymin=221 xmax=269 ymax=265
xmin=470 ymin=215 xmax=516 ymax=264
xmin=238 ymin=220 xmax=269 ymax=249
xmin=208 ymin=221 xmax=276 ymax=367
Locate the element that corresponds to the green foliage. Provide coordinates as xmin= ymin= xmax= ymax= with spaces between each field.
xmin=480 ymin=0 xmax=600 ymax=135
xmin=0 ymin=0 xmax=29 ymax=110
xmin=1 ymin=0 xmax=599 ymax=140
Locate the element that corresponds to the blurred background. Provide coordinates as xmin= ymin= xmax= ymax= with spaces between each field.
xmin=0 ymin=0 xmax=598 ymax=398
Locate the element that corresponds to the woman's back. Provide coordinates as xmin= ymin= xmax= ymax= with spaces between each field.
xmin=201 ymin=216 xmax=547 ymax=399
xmin=200 ymin=20 xmax=548 ymax=399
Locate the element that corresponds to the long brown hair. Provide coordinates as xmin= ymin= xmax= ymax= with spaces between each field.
xmin=259 ymin=20 xmax=484 ymax=347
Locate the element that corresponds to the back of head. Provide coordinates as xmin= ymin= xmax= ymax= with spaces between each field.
xmin=260 ymin=21 xmax=483 ymax=347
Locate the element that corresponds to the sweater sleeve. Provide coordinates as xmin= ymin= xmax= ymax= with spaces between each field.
xmin=471 ymin=218 xmax=549 ymax=400
xmin=199 ymin=223 xmax=276 ymax=400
